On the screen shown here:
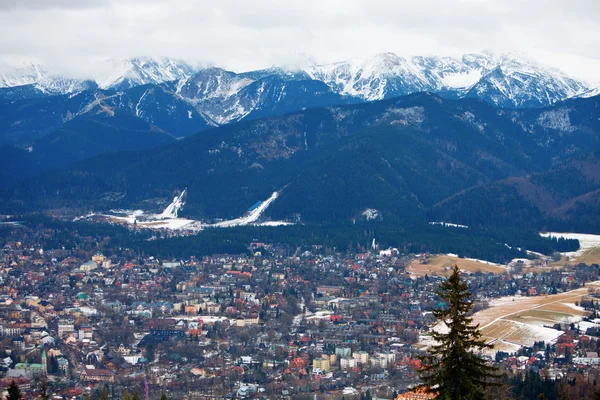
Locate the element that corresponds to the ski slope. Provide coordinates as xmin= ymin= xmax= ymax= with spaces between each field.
xmin=212 ymin=192 xmax=279 ymax=227
xmin=99 ymin=190 xmax=288 ymax=231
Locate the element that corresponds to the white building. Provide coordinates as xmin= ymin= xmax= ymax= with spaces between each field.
xmin=340 ymin=357 xmax=357 ymax=370
xmin=353 ymin=351 xmax=369 ymax=364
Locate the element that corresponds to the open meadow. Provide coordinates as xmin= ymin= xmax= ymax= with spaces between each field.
xmin=471 ymin=283 xmax=600 ymax=353
xmin=407 ymin=254 xmax=507 ymax=277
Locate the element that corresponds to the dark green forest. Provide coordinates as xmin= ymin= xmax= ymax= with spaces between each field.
xmin=2 ymin=93 xmax=600 ymax=234
xmin=7 ymin=215 xmax=579 ymax=263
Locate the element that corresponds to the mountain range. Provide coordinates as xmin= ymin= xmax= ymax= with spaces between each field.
xmin=1 ymin=53 xmax=598 ymax=150
xmin=3 ymin=90 xmax=600 ymax=232
xmin=1 ymin=52 xmax=599 ymax=233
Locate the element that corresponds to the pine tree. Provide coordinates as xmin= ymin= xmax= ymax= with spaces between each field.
xmin=99 ymin=386 xmax=109 ymax=400
xmin=7 ymin=380 xmax=21 ymax=400
xmin=160 ymin=393 xmax=168 ymax=400
xmin=419 ymin=265 xmax=501 ymax=399
xmin=40 ymin=381 xmax=49 ymax=400
xmin=122 ymin=389 xmax=132 ymax=400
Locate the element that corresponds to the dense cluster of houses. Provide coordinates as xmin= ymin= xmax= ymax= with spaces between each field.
xmin=0 ymin=223 xmax=599 ymax=399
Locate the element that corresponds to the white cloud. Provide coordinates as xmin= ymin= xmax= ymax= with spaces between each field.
xmin=0 ymin=0 xmax=598 ymax=81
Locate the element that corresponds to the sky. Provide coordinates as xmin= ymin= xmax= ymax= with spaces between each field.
xmin=0 ymin=0 xmax=599 ymax=82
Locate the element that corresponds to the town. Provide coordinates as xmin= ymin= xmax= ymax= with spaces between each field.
xmin=1 ymin=220 xmax=600 ymax=400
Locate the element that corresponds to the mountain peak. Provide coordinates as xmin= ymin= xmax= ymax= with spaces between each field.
xmin=0 ymin=52 xmax=596 ymax=109
xmin=0 ymin=62 xmax=47 ymax=88
xmin=98 ymin=57 xmax=194 ymax=90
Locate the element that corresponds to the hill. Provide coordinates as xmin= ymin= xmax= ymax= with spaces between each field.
xmin=3 ymin=93 xmax=599 ymax=232
xmin=429 ymin=152 xmax=600 ymax=233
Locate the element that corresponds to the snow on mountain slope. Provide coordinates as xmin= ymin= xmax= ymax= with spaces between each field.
xmin=0 ymin=63 xmax=45 ymax=88
xmin=465 ymin=53 xmax=588 ymax=107
xmin=0 ymin=53 xmax=595 ymax=120
xmin=1 ymin=57 xmax=194 ymax=94
xmin=97 ymin=57 xmax=194 ymax=90
xmin=178 ymin=67 xmax=254 ymax=101
xmin=0 ymin=62 xmax=95 ymax=95
xmin=306 ymin=52 xmax=435 ymax=101
xmin=305 ymin=52 xmax=589 ymax=107
xmin=174 ymin=68 xmax=342 ymax=125
xmin=305 ymin=52 xmax=495 ymax=100
xmin=571 ymin=87 xmax=600 ymax=99
xmin=412 ymin=54 xmax=492 ymax=91
xmin=174 ymin=67 xmax=258 ymax=124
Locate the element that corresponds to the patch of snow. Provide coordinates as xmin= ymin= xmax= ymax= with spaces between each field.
xmin=526 ymin=250 xmax=545 ymax=258
xmin=561 ymin=302 xmax=586 ymax=313
xmin=384 ymin=106 xmax=425 ymax=125
xmin=97 ymin=57 xmax=194 ymax=89
xmin=212 ymin=191 xmax=279 ymax=228
xmin=540 ymin=232 xmax=600 ymax=258
xmin=101 ymin=189 xmax=289 ymax=233
xmin=158 ymin=189 xmax=186 ymax=219
xmin=442 ymin=69 xmax=482 ymax=89
xmin=430 ymin=221 xmax=469 ymax=228
xmin=571 ymin=87 xmax=600 ymax=99
xmin=577 ymin=321 xmax=600 ymax=332
xmin=258 ymin=221 xmax=294 ymax=227
xmin=509 ymin=320 xmax=564 ymax=345
xmin=509 ymin=258 xmax=535 ymax=267
xmin=464 ymin=257 xmax=502 ymax=266
xmin=361 ymin=208 xmax=382 ymax=221
xmin=135 ymin=88 xmax=149 ymax=117
xmin=537 ymin=108 xmax=576 ymax=132
xmin=73 ymin=212 xmax=96 ymax=222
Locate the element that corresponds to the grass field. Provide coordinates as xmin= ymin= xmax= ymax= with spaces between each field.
xmin=407 ymin=254 xmax=506 ymax=277
xmin=470 ymin=283 xmax=599 ymax=352
xmin=418 ymin=284 xmax=599 ymax=354
xmin=573 ymin=246 xmax=600 ymax=265
xmin=541 ymin=232 xmax=600 ymax=267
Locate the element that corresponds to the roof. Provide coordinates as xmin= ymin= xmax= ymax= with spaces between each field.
xmin=83 ymin=367 xmax=113 ymax=376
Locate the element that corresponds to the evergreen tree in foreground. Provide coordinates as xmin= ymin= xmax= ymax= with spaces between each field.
xmin=419 ymin=265 xmax=501 ymax=399
xmin=7 ymin=380 xmax=21 ymax=400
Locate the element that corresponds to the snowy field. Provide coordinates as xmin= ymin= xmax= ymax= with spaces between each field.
xmin=95 ymin=189 xmax=291 ymax=232
xmin=212 ymin=192 xmax=279 ymax=227
xmin=470 ymin=283 xmax=600 ymax=354
xmin=540 ymin=232 xmax=600 ymax=258
xmin=429 ymin=221 xmax=469 ymax=228
xmin=420 ymin=283 xmax=600 ymax=355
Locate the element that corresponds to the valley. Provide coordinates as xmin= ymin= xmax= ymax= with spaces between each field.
xmin=3 ymin=1 xmax=600 ymax=398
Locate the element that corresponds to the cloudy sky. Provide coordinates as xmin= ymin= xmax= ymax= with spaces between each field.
xmin=1 ymin=0 xmax=599 ymax=81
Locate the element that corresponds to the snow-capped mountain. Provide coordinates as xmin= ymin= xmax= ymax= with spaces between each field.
xmin=0 ymin=62 xmax=96 ymax=95
xmin=306 ymin=52 xmax=436 ymax=101
xmin=175 ymin=67 xmax=255 ymax=124
xmin=572 ymin=86 xmax=600 ymax=99
xmin=464 ymin=53 xmax=588 ymax=107
xmin=0 ymin=57 xmax=194 ymax=95
xmin=97 ymin=57 xmax=195 ymax=90
xmin=305 ymin=52 xmax=590 ymax=107
xmin=0 ymin=62 xmax=46 ymax=88
xmin=1 ymin=52 xmax=598 ymax=133
xmin=173 ymin=67 xmax=340 ymax=125
xmin=305 ymin=52 xmax=496 ymax=100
